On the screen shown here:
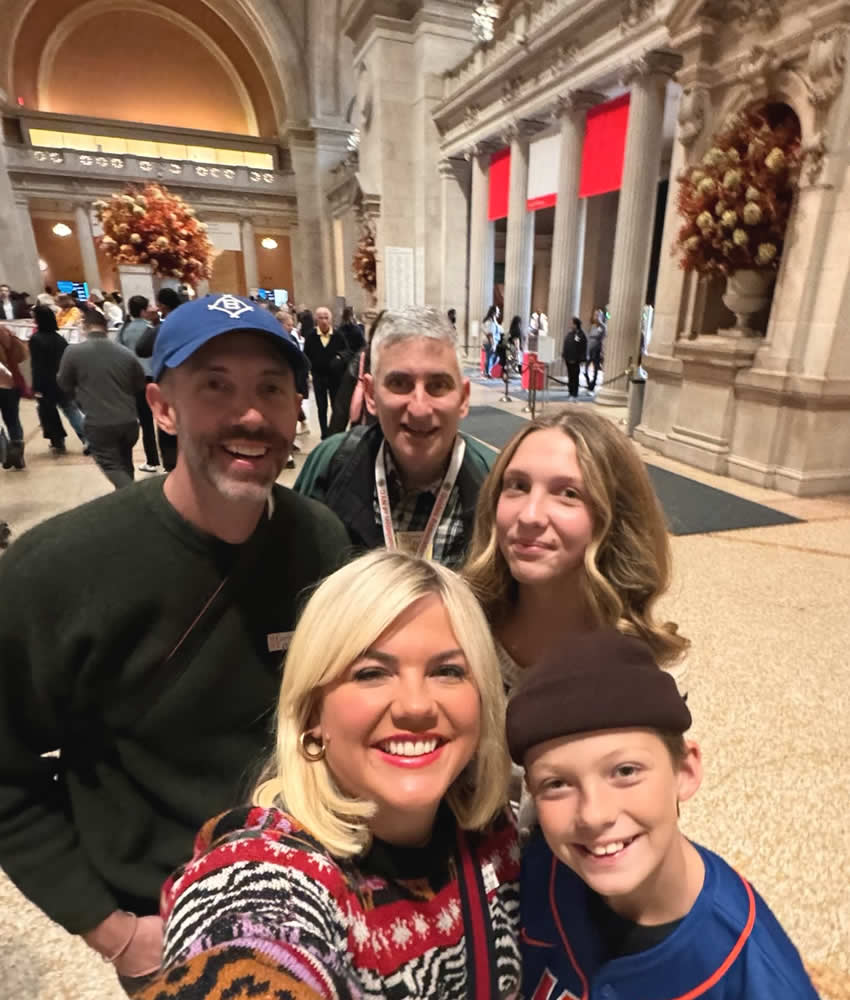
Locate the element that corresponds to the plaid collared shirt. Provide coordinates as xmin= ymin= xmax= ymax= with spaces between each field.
xmin=372 ymin=445 xmax=467 ymax=567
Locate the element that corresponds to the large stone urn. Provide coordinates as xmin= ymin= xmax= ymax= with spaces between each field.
xmin=721 ymin=269 xmax=775 ymax=336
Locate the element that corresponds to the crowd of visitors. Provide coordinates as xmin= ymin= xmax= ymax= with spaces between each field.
xmin=0 ymin=285 xmax=819 ymax=1000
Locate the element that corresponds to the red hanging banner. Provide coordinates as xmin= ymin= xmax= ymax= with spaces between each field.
xmin=488 ymin=148 xmax=510 ymax=221
xmin=579 ymin=94 xmax=631 ymax=199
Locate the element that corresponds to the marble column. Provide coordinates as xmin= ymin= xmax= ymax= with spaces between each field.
xmin=241 ymin=218 xmax=259 ymax=294
xmin=503 ymin=122 xmax=537 ymax=333
xmin=597 ymin=52 xmax=681 ymax=406
xmin=14 ymin=199 xmax=43 ymax=294
xmin=0 ymin=144 xmax=41 ymax=293
xmin=547 ymin=92 xmax=603 ymax=364
xmin=439 ymin=156 xmax=470 ymax=339
xmin=467 ymin=147 xmax=495 ymax=348
xmin=74 ymin=203 xmax=101 ymax=292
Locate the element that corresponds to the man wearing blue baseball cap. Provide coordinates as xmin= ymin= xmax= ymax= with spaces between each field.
xmin=0 ymin=293 xmax=349 ymax=993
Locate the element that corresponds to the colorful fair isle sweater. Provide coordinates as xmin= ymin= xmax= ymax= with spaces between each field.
xmin=139 ymin=805 xmax=521 ymax=1000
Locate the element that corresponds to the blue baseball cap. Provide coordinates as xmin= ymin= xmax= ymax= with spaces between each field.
xmin=151 ymin=293 xmax=306 ymax=381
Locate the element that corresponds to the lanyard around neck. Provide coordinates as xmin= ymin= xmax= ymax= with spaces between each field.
xmin=375 ymin=436 xmax=465 ymax=560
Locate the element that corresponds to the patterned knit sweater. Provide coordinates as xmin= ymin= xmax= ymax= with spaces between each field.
xmin=138 ymin=805 xmax=521 ymax=1000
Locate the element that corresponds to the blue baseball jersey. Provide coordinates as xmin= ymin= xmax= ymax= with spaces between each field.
xmin=521 ymin=833 xmax=819 ymax=999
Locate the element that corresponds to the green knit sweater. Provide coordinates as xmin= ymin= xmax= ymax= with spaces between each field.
xmin=0 ymin=477 xmax=350 ymax=935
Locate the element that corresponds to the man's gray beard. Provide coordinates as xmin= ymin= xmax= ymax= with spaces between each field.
xmin=179 ymin=426 xmax=277 ymax=503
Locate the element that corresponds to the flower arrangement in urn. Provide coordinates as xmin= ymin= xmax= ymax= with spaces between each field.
xmin=675 ymin=108 xmax=801 ymax=277
xmin=352 ymin=222 xmax=377 ymax=297
xmin=94 ymin=183 xmax=215 ymax=286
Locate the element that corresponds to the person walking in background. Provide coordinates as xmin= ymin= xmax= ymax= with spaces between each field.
xmin=0 ymin=325 xmax=28 ymax=470
xmin=481 ymin=304 xmax=501 ymax=377
xmin=58 ymin=310 xmax=146 ymax=489
xmin=561 ymin=316 xmax=587 ymax=401
xmin=303 ymin=305 xmax=346 ymax=439
xmin=56 ymin=293 xmax=83 ymax=329
xmin=134 ymin=287 xmax=182 ymax=471
xmin=119 ymin=295 xmax=161 ymax=473
xmin=585 ymin=306 xmax=606 ymax=392
xmin=28 ymin=305 xmax=88 ymax=455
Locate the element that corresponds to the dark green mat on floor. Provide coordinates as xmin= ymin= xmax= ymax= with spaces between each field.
xmin=461 ymin=406 xmax=801 ymax=536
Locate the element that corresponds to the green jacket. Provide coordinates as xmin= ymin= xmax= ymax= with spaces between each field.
xmin=0 ymin=477 xmax=349 ymax=934
xmin=294 ymin=424 xmax=495 ymax=567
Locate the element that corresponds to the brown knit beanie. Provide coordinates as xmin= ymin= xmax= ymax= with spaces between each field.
xmin=506 ymin=628 xmax=691 ymax=765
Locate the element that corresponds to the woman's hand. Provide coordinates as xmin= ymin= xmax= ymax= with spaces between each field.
xmin=83 ymin=910 xmax=164 ymax=978
xmin=113 ymin=915 xmax=164 ymax=979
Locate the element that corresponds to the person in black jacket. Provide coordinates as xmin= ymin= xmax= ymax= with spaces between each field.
xmin=28 ymin=305 xmax=88 ymax=453
xmin=561 ymin=316 xmax=588 ymax=400
xmin=303 ymin=305 xmax=348 ymax=439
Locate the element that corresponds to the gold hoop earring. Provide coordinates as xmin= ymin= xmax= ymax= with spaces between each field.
xmin=299 ymin=731 xmax=326 ymax=762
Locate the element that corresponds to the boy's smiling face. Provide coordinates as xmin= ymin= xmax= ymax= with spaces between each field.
xmin=525 ymin=729 xmax=702 ymax=920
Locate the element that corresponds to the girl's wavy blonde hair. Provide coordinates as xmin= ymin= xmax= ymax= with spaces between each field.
xmin=254 ymin=550 xmax=510 ymax=858
xmin=463 ymin=410 xmax=688 ymax=667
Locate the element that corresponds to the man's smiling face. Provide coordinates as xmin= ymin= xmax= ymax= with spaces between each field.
xmin=365 ymin=337 xmax=470 ymax=489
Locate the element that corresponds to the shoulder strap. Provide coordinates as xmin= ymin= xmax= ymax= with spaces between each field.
xmin=455 ymin=827 xmax=499 ymax=1000
xmin=327 ymin=425 xmax=369 ymax=483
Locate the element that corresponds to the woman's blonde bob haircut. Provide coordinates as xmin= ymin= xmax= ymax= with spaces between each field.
xmin=254 ymin=550 xmax=511 ymax=859
xmin=463 ymin=410 xmax=689 ymax=667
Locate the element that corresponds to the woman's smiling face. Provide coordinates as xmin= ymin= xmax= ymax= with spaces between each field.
xmin=313 ymin=594 xmax=481 ymax=846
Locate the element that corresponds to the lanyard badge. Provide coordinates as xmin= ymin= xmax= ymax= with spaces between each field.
xmin=375 ymin=436 xmax=466 ymax=561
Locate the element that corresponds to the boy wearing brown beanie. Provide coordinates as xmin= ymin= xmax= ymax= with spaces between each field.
xmin=506 ymin=629 xmax=817 ymax=1000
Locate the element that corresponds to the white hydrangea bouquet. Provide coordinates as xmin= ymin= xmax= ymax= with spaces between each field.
xmin=674 ymin=109 xmax=801 ymax=277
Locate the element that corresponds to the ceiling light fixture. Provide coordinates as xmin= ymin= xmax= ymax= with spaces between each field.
xmin=52 ymin=222 xmax=72 ymax=237
xmin=261 ymin=236 xmax=278 ymax=250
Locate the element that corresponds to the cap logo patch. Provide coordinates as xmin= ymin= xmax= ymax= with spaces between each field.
xmin=208 ymin=294 xmax=253 ymax=320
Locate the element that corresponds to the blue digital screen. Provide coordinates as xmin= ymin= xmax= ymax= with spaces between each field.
xmin=57 ymin=280 xmax=90 ymax=299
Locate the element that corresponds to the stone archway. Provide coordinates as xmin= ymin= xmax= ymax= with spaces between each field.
xmin=2 ymin=0 xmax=309 ymax=135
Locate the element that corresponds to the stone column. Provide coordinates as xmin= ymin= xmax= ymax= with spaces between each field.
xmin=14 ymin=199 xmax=43 ymax=294
xmin=74 ymin=203 xmax=101 ymax=292
xmin=547 ymin=92 xmax=603 ymax=363
xmin=467 ymin=147 xmax=495 ymax=349
xmin=438 ymin=156 xmax=471 ymax=338
xmin=597 ymin=52 xmax=681 ymax=405
xmin=287 ymin=123 xmax=351 ymax=310
xmin=503 ymin=121 xmax=538 ymax=332
xmin=0 ymin=144 xmax=41 ymax=293
xmin=241 ymin=218 xmax=259 ymax=294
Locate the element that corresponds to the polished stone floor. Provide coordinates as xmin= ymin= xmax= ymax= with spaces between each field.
xmin=1 ymin=380 xmax=847 ymax=999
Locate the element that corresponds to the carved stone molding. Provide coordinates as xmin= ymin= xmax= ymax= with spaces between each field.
xmin=701 ymin=0 xmax=780 ymax=29
xmin=737 ymin=44 xmax=779 ymax=87
xmin=464 ymin=104 xmax=481 ymax=126
xmin=677 ymin=85 xmax=710 ymax=147
xmin=621 ymin=0 xmax=655 ymax=32
xmin=549 ymin=43 xmax=580 ymax=79
xmin=801 ymin=132 xmax=831 ymax=188
xmin=437 ymin=157 xmax=468 ymax=181
xmin=551 ymin=90 xmax=606 ymax=122
xmin=501 ymin=76 xmax=523 ymax=106
xmin=807 ymin=28 xmax=849 ymax=107
xmin=620 ymin=50 xmax=682 ymax=87
xmin=465 ymin=139 xmax=502 ymax=160
xmin=501 ymin=118 xmax=544 ymax=145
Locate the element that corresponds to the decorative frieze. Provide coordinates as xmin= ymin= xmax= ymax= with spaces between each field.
xmin=807 ymin=28 xmax=849 ymax=107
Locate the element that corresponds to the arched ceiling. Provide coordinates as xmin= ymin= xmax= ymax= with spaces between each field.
xmin=8 ymin=0 xmax=297 ymax=135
